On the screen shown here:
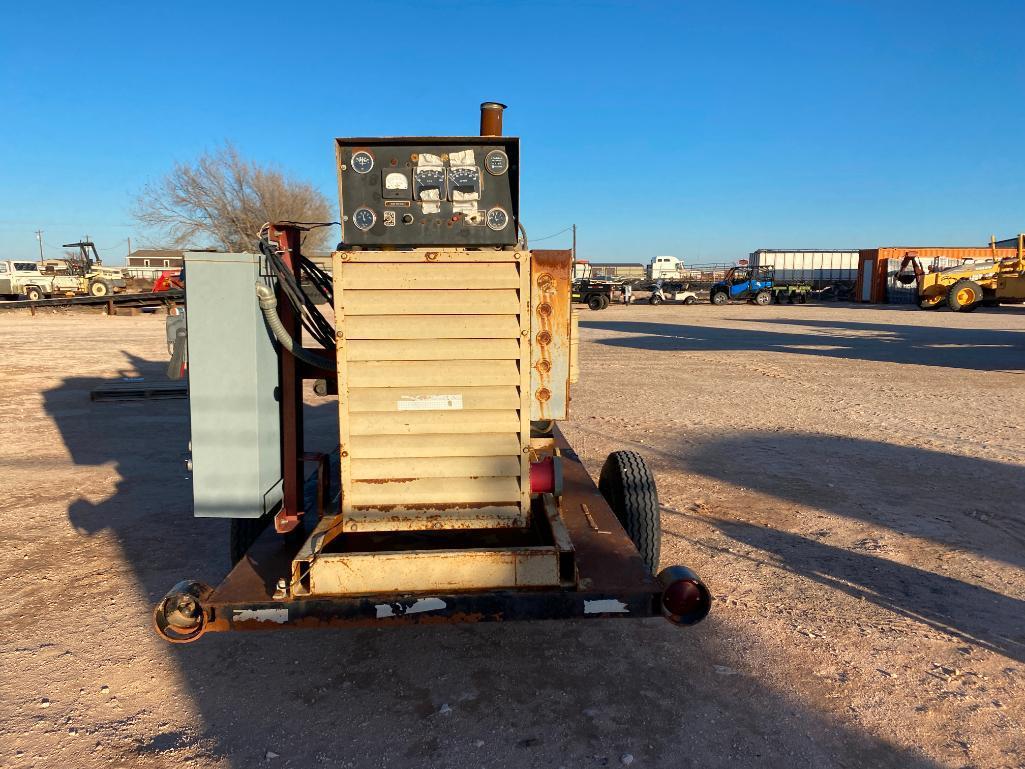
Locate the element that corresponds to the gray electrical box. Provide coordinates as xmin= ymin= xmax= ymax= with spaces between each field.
xmin=184 ymin=251 xmax=282 ymax=519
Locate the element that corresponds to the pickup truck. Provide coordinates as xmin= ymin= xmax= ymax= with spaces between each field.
xmin=0 ymin=260 xmax=127 ymax=300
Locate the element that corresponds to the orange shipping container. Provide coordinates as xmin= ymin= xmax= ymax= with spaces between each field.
xmin=856 ymin=247 xmax=1018 ymax=303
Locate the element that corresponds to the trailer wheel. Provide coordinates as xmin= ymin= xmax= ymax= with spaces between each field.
xmin=711 ymin=291 xmax=729 ymax=306
xmin=947 ymin=280 xmax=983 ymax=312
xmin=587 ymin=294 xmax=604 ymax=311
xmin=649 ymin=294 xmax=664 ymax=305
xmin=89 ymin=280 xmax=111 ymax=297
xmin=25 ymin=286 xmax=43 ymax=301
xmin=598 ymin=451 xmax=661 ymax=574
xmin=755 ymin=291 xmax=771 ymax=306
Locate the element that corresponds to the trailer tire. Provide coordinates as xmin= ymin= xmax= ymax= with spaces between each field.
xmin=89 ymin=280 xmax=111 ymax=297
xmin=598 ymin=451 xmax=661 ymax=574
xmin=25 ymin=286 xmax=43 ymax=301
xmin=711 ymin=291 xmax=729 ymax=306
xmin=587 ymin=294 xmax=604 ymax=311
xmin=947 ymin=280 xmax=983 ymax=312
xmin=755 ymin=291 xmax=771 ymax=306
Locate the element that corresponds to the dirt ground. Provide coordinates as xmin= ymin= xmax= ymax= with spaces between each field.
xmin=1 ymin=302 xmax=1024 ymax=769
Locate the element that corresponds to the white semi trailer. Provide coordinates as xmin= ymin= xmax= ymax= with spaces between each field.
xmin=748 ymin=250 xmax=859 ymax=289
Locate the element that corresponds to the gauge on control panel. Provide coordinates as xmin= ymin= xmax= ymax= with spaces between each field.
xmin=486 ymin=206 xmax=509 ymax=231
xmin=350 ymin=150 xmax=374 ymax=174
xmin=413 ymin=167 xmax=446 ymax=200
xmin=485 ymin=149 xmax=509 ymax=176
xmin=448 ymin=166 xmax=481 ymax=199
xmin=352 ymin=207 xmax=376 ymax=231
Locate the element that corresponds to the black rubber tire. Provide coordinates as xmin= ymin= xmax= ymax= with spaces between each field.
xmin=947 ymin=279 xmax=983 ymax=312
xmin=683 ymin=296 xmax=696 ymax=305
xmin=599 ymin=294 xmax=610 ymax=309
xmin=919 ymin=296 xmax=942 ymax=310
xmin=587 ymin=294 xmax=603 ymax=311
xmin=89 ymin=280 xmax=111 ymax=297
xmin=755 ymin=291 xmax=771 ymax=306
xmin=649 ymin=294 xmax=663 ymax=305
xmin=25 ymin=286 xmax=43 ymax=301
xmin=598 ymin=451 xmax=661 ymax=574
xmin=711 ymin=291 xmax=729 ymax=306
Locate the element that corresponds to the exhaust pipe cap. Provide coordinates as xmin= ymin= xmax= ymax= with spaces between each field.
xmin=657 ymin=565 xmax=712 ymax=626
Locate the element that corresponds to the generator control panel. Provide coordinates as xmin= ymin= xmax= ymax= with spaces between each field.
xmin=335 ymin=136 xmax=519 ymax=247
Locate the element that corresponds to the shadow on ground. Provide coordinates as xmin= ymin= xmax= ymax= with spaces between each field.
xmin=42 ymin=356 xmax=944 ymax=768
xmin=582 ymin=314 xmax=1025 ymax=370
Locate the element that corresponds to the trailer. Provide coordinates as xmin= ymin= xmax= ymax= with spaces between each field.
xmin=153 ymin=103 xmax=711 ymax=643
xmin=748 ymin=250 xmax=858 ymax=293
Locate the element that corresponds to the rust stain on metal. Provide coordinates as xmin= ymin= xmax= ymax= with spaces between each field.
xmin=355 ymin=478 xmax=416 ymax=485
xmin=581 ymin=503 xmax=610 ymax=534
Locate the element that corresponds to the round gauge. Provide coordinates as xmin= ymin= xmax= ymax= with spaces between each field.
xmin=485 ymin=149 xmax=509 ymax=176
xmin=352 ymin=207 xmax=376 ymax=231
xmin=486 ymin=207 xmax=509 ymax=231
xmin=350 ymin=150 xmax=374 ymax=174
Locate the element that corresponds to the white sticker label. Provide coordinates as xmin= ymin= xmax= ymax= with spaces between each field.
xmin=233 ymin=608 xmax=289 ymax=623
xmin=398 ymin=394 xmax=463 ymax=411
xmin=584 ymin=599 xmax=629 ymax=614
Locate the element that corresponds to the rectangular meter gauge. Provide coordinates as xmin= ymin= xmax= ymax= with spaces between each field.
xmin=335 ymin=136 xmax=519 ymax=247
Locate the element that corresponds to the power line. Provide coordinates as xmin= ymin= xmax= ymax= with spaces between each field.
xmin=531 ymin=225 xmax=574 ymax=243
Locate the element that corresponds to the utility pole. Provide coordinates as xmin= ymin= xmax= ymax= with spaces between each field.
xmin=127 ymin=237 xmax=131 ymax=260
xmin=572 ymin=223 xmax=576 ymax=263
xmin=35 ymin=230 xmax=44 ymax=261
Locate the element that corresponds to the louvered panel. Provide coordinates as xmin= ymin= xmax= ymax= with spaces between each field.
xmin=342 ymin=289 xmax=519 ymax=315
xmin=349 ymin=410 xmax=520 ymax=436
xmin=347 ymin=338 xmax=520 ymax=361
xmin=340 ymin=262 xmax=520 ymax=289
xmin=347 ymin=386 xmax=520 ymax=413
xmin=346 ymin=315 xmax=520 ymax=340
xmin=350 ymin=432 xmax=521 ymax=459
xmin=335 ymin=250 xmax=531 ymax=533
xmin=348 ymin=476 xmax=520 ymax=506
xmin=350 ymin=455 xmax=522 ymax=480
xmin=348 ymin=360 xmax=519 ymax=388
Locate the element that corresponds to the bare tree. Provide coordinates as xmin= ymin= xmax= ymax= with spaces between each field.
xmin=134 ymin=143 xmax=334 ymax=252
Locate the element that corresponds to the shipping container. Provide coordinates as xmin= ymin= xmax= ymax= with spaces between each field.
xmin=857 ymin=247 xmax=1018 ymax=304
xmin=748 ymin=250 xmax=859 ymax=288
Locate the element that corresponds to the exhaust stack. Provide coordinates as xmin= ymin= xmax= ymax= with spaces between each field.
xmin=480 ymin=102 xmax=507 ymax=137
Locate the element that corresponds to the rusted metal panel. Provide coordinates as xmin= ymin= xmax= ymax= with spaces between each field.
xmin=530 ymin=250 xmax=573 ymax=421
xmin=343 ymin=505 xmax=524 ymax=532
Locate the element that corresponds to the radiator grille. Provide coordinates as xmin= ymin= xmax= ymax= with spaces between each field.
xmin=334 ymin=251 xmax=530 ymax=533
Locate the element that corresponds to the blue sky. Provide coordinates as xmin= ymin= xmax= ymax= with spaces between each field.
xmin=2 ymin=1 xmax=1023 ymax=264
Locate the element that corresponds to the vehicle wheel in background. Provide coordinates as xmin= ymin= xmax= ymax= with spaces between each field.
xmin=711 ymin=291 xmax=729 ymax=306
xmin=683 ymin=296 xmax=696 ymax=305
xmin=799 ymin=293 xmax=808 ymax=304
xmin=25 ymin=286 xmax=43 ymax=301
xmin=755 ymin=291 xmax=771 ymax=306
xmin=919 ymin=294 xmax=943 ymax=310
xmin=598 ymin=451 xmax=661 ymax=574
xmin=599 ymin=294 xmax=610 ymax=309
xmin=89 ymin=280 xmax=111 ymax=297
xmin=649 ymin=294 xmax=663 ymax=305
xmin=947 ymin=280 xmax=983 ymax=312
xmin=587 ymin=294 xmax=604 ymax=311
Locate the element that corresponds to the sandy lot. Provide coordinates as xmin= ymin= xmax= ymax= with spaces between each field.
xmin=1 ymin=302 xmax=1023 ymax=769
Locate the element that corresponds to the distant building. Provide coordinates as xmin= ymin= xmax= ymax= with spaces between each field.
xmin=994 ymin=235 xmax=1024 ymax=250
xmin=125 ymin=249 xmax=184 ymax=278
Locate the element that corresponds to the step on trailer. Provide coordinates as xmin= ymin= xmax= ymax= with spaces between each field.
xmin=153 ymin=103 xmax=711 ymax=642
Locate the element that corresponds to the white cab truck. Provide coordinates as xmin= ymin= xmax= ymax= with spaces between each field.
xmin=648 ymin=255 xmax=686 ymax=280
